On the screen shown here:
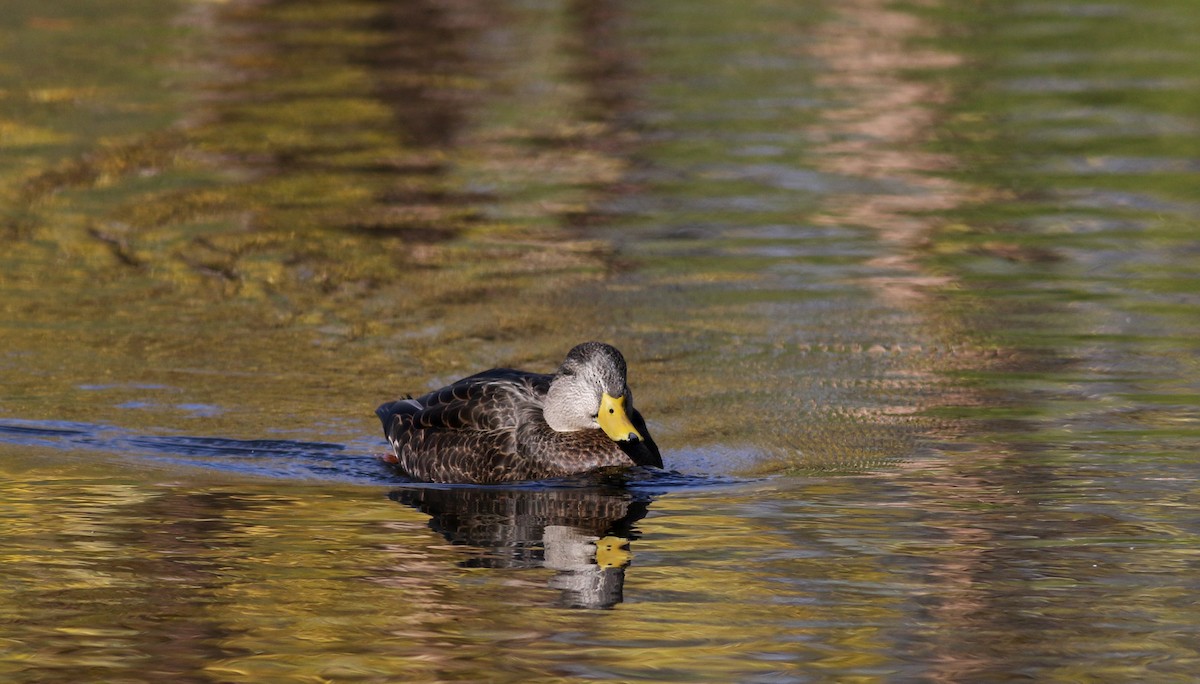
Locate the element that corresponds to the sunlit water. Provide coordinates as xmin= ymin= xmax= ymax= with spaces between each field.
xmin=2 ymin=0 xmax=1199 ymax=681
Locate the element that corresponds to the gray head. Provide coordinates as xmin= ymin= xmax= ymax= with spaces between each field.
xmin=542 ymin=342 xmax=643 ymax=442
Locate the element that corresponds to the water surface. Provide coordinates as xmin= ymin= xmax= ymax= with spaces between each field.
xmin=2 ymin=0 xmax=1199 ymax=680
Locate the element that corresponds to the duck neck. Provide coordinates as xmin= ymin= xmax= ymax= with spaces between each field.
xmin=543 ymin=381 xmax=593 ymax=433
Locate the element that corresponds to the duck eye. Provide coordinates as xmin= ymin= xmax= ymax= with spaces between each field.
xmin=608 ymin=408 xmax=615 ymax=414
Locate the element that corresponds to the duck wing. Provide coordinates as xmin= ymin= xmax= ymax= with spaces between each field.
xmin=424 ymin=370 xmax=547 ymax=429
xmin=376 ymin=370 xmax=552 ymax=483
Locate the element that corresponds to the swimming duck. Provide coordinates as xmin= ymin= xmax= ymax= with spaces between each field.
xmin=376 ymin=342 xmax=662 ymax=484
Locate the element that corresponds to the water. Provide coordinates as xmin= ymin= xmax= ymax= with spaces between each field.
xmin=2 ymin=0 xmax=1199 ymax=680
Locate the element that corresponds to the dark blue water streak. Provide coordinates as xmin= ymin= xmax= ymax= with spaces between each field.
xmin=0 ymin=418 xmax=748 ymax=491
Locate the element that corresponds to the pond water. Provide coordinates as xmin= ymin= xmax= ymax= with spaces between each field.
xmin=3 ymin=0 xmax=1199 ymax=680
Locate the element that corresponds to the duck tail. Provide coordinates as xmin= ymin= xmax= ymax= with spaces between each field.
xmin=375 ymin=396 xmax=422 ymax=434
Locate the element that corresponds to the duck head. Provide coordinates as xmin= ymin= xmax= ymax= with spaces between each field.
xmin=543 ymin=341 xmax=645 ymax=443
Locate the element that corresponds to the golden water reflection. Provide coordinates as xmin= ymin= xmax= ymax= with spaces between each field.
xmin=4 ymin=0 xmax=1200 ymax=680
xmin=3 ymin=447 xmax=1200 ymax=681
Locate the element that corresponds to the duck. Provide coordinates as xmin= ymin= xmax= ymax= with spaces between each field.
xmin=375 ymin=341 xmax=662 ymax=484
xmin=374 ymin=338 xmax=662 ymax=480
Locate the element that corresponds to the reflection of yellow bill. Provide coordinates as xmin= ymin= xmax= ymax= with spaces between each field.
xmin=597 ymin=393 xmax=643 ymax=442
xmin=594 ymin=536 xmax=632 ymax=569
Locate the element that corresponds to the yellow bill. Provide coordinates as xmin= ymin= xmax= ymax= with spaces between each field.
xmin=597 ymin=392 xmax=644 ymax=442
xmin=594 ymin=535 xmax=633 ymax=569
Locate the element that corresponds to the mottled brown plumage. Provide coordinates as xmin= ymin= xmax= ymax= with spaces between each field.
xmin=376 ymin=342 xmax=662 ymax=484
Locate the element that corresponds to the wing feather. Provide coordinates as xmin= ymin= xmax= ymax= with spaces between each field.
xmin=377 ymin=369 xmax=555 ymax=483
xmin=405 ymin=369 xmax=549 ymax=432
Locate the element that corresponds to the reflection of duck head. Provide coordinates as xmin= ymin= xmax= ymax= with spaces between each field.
xmin=389 ymin=482 xmax=652 ymax=609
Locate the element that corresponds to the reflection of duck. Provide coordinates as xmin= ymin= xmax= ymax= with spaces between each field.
xmin=376 ymin=342 xmax=662 ymax=484
xmin=390 ymin=483 xmax=651 ymax=609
